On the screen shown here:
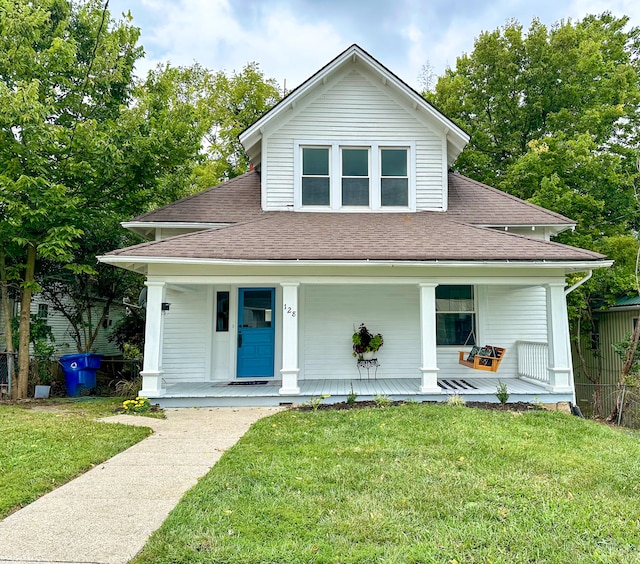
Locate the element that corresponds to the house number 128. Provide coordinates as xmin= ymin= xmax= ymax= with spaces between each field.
xmin=283 ymin=304 xmax=297 ymax=317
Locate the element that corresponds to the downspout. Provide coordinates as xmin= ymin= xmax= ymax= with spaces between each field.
xmin=564 ymin=270 xmax=592 ymax=296
xmin=563 ymin=269 xmax=592 ymax=411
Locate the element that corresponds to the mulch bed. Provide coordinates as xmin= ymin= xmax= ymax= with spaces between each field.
xmin=295 ymin=400 xmax=541 ymax=412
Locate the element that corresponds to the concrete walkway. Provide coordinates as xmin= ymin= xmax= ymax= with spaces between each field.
xmin=0 ymin=407 xmax=281 ymax=564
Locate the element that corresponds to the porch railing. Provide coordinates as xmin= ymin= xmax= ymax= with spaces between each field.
xmin=516 ymin=340 xmax=549 ymax=384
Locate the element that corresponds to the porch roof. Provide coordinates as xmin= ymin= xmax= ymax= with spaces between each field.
xmin=105 ymin=208 xmax=605 ymax=263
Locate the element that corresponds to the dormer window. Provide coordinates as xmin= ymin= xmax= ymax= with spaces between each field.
xmin=381 ymin=149 xmax=408 ymax=207
xmin=301 ymin=147 xmax=330 ymax=206
xmin=341 ymin=148 xmax=369 ymax=206
xmin=295 ymin=140 xmax=415 ymax=211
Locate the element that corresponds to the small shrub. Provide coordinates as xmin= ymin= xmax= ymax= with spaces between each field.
xmin=347 ymin=384 xmax=357 ymax=405
xmin=496 ymin=381 xmax=509 ymax=404
xmin=115 ymin=375 xmax=142 ymax=398
xmin=374 ymin=394 xmax=391 ymax=407
xmin=446 ymin=393 xmax=466 ymax=407
xmin=122 ymin=396 xmax=151 ymax=414
xmin=306 ymin=394 xmax=330 ymax=411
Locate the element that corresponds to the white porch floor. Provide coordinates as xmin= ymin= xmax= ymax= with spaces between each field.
xmin=153 ymin=376 xmax=571 ymax=407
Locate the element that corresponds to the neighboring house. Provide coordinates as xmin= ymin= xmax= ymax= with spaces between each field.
xmin=100 ymin=44 xmax=611 ymax=407
xmin=0 ymin=294 xmax=123 ymax=357
xmin=573 ymin=295 xmax=640 ymax=413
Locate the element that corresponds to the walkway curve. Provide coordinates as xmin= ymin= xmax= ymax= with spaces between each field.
xmin=0 ymin=407 xmax=281 ymax=564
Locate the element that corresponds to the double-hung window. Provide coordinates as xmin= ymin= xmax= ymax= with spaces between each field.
xmin=296 ymin=141 xmax=414 ymax=210
xmin=341 ymin=148 xmax=369 ymax=206
xmin=436 ymin=285 xmax=476 ymax=346
xmin=301 ymin=147 xmax=330 ymax=206
xmin=381 ymin=148 xmax=408 ymax=207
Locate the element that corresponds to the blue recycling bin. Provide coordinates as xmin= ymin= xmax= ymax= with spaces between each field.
xmin=60 ymin=353 xmax=102 ymax=396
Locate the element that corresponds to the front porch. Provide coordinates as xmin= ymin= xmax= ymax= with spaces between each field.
xmin=152 ymin=375 xmax=572 ymax=408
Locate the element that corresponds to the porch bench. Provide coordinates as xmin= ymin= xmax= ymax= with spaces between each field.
xmin=458 ymin=346 xmax=506 ymax=373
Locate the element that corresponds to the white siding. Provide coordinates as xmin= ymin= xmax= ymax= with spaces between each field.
xmin=26 ymin=295 xmax=123 ymax=356
xmin=302 ymin=285 xmax=420 ymax=380
xmin=161 ymin=286 xmax=211 ymax=383
xmin=264 ymin=67 xmax=444 ymax=210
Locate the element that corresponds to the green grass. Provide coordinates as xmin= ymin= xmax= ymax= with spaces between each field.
xmin=0 ymin=398 xmax=152 ymax=519
xmin=133 ymin=404 xmax=640 ymax=563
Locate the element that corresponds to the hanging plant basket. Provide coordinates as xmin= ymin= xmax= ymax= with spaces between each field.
xmin=352 ymin=323 xmax=383 ymax=359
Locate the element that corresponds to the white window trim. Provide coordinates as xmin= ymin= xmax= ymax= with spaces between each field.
xmin=435 ymin=284 xmax=477 ymax=347
xmin=294 ymin=139 xmax=416 ymax=212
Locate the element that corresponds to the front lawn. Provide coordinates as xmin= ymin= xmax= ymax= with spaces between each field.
xmin=133 ymin=404 xmax=640 ymax=563
xmin=0 ymin=398 xmax=152 ymax=519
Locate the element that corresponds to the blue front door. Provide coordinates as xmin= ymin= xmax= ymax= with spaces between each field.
xmin=237 ymin=288 xmax=275 ymax=378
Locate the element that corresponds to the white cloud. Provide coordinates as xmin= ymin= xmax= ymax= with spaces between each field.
xmin=129 ymin=0 xmax=346 ymax=90
xmin=113 ymin=0 xmax=639 ymax=90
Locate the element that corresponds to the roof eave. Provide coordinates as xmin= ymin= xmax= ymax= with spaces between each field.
xmin=99 ymin=255 xmax=612 ymax=272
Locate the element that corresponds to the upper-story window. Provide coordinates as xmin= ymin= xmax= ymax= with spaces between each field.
xmin=301 ymin=147 xmax=330 ymax=206
xmin=341 ymin=148 xmax=369 ymax=206
xmin=296 ymin=141 xmax=415 ymax=211
xmin=381 ymin=149 xmax=408 ymax=207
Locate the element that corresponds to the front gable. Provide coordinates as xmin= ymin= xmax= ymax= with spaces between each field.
xmin=240 ymin=44 xmax=469 ymax=213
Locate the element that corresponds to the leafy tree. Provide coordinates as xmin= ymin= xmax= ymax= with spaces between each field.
xmin=428 ymin=14 xmax=640 ymax=187
xmin=427 ymin=14 xmax=640 ymax=287
xmin=427 ymin=13 xmax=640 ymax=396
xmin=195 ymin=62 xmax=281 ymax=185
xmin=0 ymin=1 xmax=214 ymax=397
xmin=0 ymin=0 xmax=143 ymax=398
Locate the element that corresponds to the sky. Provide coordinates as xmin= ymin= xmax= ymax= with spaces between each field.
xmin=107 ymin=0 xmax=640 ymax=91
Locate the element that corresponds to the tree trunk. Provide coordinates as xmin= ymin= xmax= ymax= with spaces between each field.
xmin=16 ymin=244 xmax=36 ymax=399
xmin=0 ymin=251 xmax=16 ymax=396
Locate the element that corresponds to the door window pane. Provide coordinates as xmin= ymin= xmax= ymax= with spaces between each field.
xmin=242 ymin=290 xmax=273 ymax=328
xmin=216 ymin=291 xmax=229 ymax=332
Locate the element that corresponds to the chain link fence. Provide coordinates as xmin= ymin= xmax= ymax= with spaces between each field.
xmin=0 ymin=351 xmax=16 ymax=398
xmin=575 ymin=382 xmax=640 ymax=429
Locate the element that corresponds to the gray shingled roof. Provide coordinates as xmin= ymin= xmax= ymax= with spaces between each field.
xmin=447 ymin=173 xmax=575 ymax=227
xmin=130 ymin=172 xmax=263 ymax=224
xmin=107 ymin=211 xmax=604 ymax=262
xmin=128 ymin=171 xmax=575 ymax=228
xmin=111 ymin=171 xmax=606 ymax=264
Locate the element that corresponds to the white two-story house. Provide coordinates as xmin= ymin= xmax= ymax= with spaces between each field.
xmin=100 ymin=45 xmax=611 ymax=407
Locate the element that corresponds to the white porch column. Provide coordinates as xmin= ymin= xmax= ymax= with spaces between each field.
xmin=140 ymin=280 xmax=167 ymax=397
xmin=545 ymin=282 xmax=573 ymax=392
xmin=279 ymin=282 xmax=300 ymax=395
xmin=419 ymin=283 xmax=441 ymax=394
